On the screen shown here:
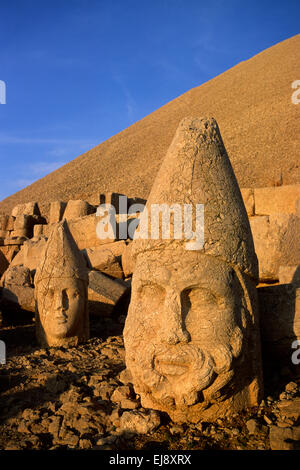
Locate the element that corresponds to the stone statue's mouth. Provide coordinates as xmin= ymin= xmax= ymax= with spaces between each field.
xmin=55 ymin=311 xmax=67 ymax=324
xmin=155 ymin=359 xmax=189 ymax=377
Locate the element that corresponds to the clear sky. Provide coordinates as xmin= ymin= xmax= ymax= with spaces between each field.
xmin=0 ymin=0 xmax=299 ymax=201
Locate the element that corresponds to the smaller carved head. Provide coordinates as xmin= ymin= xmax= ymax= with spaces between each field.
xmin=34 ymin=220 xmax=89 ymax=347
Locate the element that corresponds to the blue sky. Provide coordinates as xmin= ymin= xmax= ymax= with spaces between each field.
xmin=0 ymin=0 xmax=299 ymax=201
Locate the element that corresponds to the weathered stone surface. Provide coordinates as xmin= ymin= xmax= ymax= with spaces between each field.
xmin=0 ymin=230 xmax=8 ymax=239
xmin=121 ymin=242 xmax=135 ymax=278
xmin=0 ymin=215 xmax=15 ymax=231
xmin=119 ymin=409 xmax=161 ymax=434
xmin=100 ymin=193 xmax=128 ymax=214
xmin=250 ymin=214 xmax=300 ymax=282
xmin=35 ymin=220 xmax=89 ymax=347
xmin=254 ymin=185 xmax=300 ymax=216
xmin=269 ymin=425 xmax=300 ymax=450
xmin=14 ymin=215 xmax=34 ymax=230
xmin=2 ymin=264 xmax=31 ymax=287
xmin=33 ymin=225 xmax=44 ymax=237
xmin=0 ymin=245 xmax=20 ymax=264
xmin=277 ymin=398 xmax=300 ymax=421
xmin=67 ymin=214 xmax=116 ymax=250
xmin=258 ymin=285 xmax=300 ymax=367
xmin=63 ymin=200 xmax=95 ymax=221
xmin=49 ymin=201 xmax=67 ymax=224
xmin=124 ymin=117 xmax=263 ymax=424
xmin=10 ymin=237 xmax=48 ymax=273
xmin=4 ymin=237 xmax=26 ymax=246
xmin=1 ymin=285 xmax=35 ymax=312
xmin=241 ymin=188 xmax=255 ymax=216
xmin=0 ymin=250 xmax=9 ymax=277
xmin=12 ymin=202 xmax=40 ymax=218
xmin=110 ymin=385 xmax=138 ymax=409
xmin=82 ymin=241 xmax=125 ymax=279
xmin=10 ymin=229 xmax=31 ymax=239
xmin=88 ymin=270 xmax=128 ymax=304
xmin=279 ymin=265 xmax=300 ymax=287
xmin=1 ymin=265 xmax=34 ymax=312
xmin=246 ymin=418 xmax=260 ymax=435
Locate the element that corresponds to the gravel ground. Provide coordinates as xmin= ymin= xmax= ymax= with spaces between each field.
xmin=0 ymin=314 xmax=300 ymax=451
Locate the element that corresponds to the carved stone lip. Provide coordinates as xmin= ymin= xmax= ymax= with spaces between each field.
xmin=54 ymin=312 xmax=67 ymax=324
xmin=154 ymin=352 xmax=191 ymax=377
xmin=155 ymin=360 xmax=188 ymax=377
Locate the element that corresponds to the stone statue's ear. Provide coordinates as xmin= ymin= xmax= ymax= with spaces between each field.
xmin=230 ymin=326 xmax=243 ymax=358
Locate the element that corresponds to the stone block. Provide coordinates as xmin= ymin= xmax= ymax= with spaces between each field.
xmin=10 ymin=229 xmax=31 ymax=239
xmin=240 ymin=188 xmax=255 ymax=216
xmin=258 ymin=284 xmax=300 ymax=368
xmin=0 ymin=250 xmax=9 ymax=277
xmin=1 ymin=264 xmax=35 ymax=313
xmin=88 ymin=270 xmax=130 ymax=316
xmin=121 ymin=242 xmax=135 ymax=278
xmin=254 ymin=185 xmax=300 ymax=216
xmin=63 ymin=200 xmax=95 ymax=221
xmin=67 ymin=214 xmax=116 ymax=250
xmin=33 ymin=225 xmax=44 ymax=237
xmin=49 ymin=201 xmax=67 ymax=224
xmin=99 ymin=193 xmax=128 ymax=214
xmin=4 ymin=236 xmax=26 ymax=246
xmin=279 ymin=265 xmax=300 ymax=287
xmin=12 ymin=202 xmax=40 ymax=217
xmin=10 ymin=237 xmax=48 ymax=273
xmin=1 ymin=285 xmax=35 ymax=312
xmin=82 ymin=241 xmax=126 ymax=279
xmin=88 ymin=270 xmax=128 ymax=304
xmin=0 ymin=245 xmax=20 ymax=263
xmin=250 ymin=214 xmax=300 ymax=282
xmin=0 ymin=215 xmax=15 ymax=231
xmin=0 ymin=230 xmax=8 ymax=238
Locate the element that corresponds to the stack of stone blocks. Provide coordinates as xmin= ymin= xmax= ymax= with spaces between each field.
xmin=0 ymin=185 xmax=299 ymax=372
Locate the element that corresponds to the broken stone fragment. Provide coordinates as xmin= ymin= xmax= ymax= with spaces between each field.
xmin=82 ymin=241 xmax=126 ymax=279
xmin=254 ymin=185 xmax=300 ymax=216
xmin=250 ymin=214 xmax=300 ymax=282
xmin=88 ymin=270 xmax=130 ymax=317
xmin=258 ymin=284 xmax=300 ymax=370
xmin=63 ymin=200 xmax=95 ymax=221
xmin=0 ymin=264 xmax=35 ymax=313
xmin=12 ymin=202 xmax=40 ymax=218
xmin=279 ymin=265 xmax=300 ymax=287
xmin=49 ymin=201 xmax=67 ymax=224
xmin=119 ymin=409 xmax=161 ymax=434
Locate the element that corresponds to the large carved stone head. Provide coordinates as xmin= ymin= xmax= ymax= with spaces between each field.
xmin=34 ymin=220 xmax=89 ymax=347
xmin=123 ymin=117 xmax=263 ymax=423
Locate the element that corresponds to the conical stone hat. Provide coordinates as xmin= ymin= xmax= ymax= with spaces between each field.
xmin=35 ymin=219 xmax=88 ymax=284
xmin=132 ymin=117 xmax=258 ymax=281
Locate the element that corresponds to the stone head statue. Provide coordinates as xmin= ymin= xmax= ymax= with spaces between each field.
xmin=123 ymin=117 xmax=263 ymax=423
xmin=34 ymin=220 xmax=89 ymax=347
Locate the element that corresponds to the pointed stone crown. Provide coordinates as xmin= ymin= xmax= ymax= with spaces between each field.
xmin=35 ymin=219 xmax=88 ymax=284
xmin=132 ymin=117 xmax=258 ymax=281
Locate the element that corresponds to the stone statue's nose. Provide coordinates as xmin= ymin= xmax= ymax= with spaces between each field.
xmin=160 ymin=290 xmax=190 ymax=345
xmin=54 ymin=291 xmax=64 ymax=311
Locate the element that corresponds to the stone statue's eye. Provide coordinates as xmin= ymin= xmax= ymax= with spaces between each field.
xmin=182 ymin=288 xmax=218 ymax=306
xmin=48 ymin=289 xmax=54 ymax=298
xmin=138 ymin=284 xmax=165 ymax=312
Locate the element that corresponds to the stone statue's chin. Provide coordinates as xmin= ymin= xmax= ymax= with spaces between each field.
xmin=39 ymin=307 xmax=81 ymax=339
xmin=136 ymin=342 xmax=234 ymax=408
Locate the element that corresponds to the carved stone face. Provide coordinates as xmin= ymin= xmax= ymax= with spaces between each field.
xmin=36 ymin=277 xmax=86 ymax=340
xmin=124 ymin=247 xmax=252 ymax=411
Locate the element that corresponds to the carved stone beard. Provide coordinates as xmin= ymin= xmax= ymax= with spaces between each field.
xmin=124 ymin=249 xmax=252 ymax=412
